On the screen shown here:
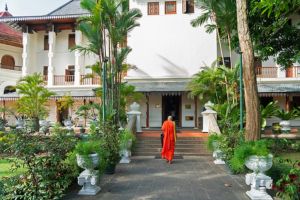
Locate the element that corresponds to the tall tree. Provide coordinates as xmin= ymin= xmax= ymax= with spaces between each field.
xmin=236 ymin=0 xmax=260 ymax=141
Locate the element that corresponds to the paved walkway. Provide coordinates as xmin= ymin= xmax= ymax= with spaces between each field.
xmin=65 ymin=156 xmax=249 ymax=200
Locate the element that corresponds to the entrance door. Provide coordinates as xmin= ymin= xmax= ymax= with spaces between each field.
xmin=162 ymin=95 xmax=181 ymax=127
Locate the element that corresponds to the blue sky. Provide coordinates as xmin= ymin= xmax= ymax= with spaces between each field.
xmin=0 ymin=0 xmax=69 ymax=16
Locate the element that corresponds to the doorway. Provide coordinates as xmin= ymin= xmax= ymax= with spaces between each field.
xmin=162 ymin=95 xmax=181 ymax=127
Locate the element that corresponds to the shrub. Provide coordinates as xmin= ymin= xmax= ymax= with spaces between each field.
xmin=119 ymin=129 xmax=136 ymax=150
xmin=207 ymin=133 xmax=222 ymax=151
xmin=0 ymin=128 xmax=77 ymax=200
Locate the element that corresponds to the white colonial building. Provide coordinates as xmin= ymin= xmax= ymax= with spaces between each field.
xmin=0 ymin=0 xmax=299 ymax=128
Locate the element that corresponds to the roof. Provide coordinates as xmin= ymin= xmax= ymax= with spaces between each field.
xmin=258 ymin=83 xmax=300 ymax=93
xmin=128 ymin=80 xmax=190 ymax=92
xmin=0 ymin=10 xmax=22 ymax=47
xmin=0 ymin=0 xmax=89 ymax=23
xmin=48 ymin=0 xmax=88 ymax=16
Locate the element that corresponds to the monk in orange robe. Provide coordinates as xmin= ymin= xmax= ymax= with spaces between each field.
xmin=161 ymin=116 xmax=176 ymax=164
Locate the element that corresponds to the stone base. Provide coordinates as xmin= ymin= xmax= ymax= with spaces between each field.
xmin=78 ymin=186 xmax=101 ymax=195
xmin=214 ymin=159 xmax=225 ymax=165
xmin=246 ymin=190 xmax=272 ymax=200
xmin=120 ymin=156 xmax=131 ymax=164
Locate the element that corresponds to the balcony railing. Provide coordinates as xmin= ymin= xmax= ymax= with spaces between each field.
xmin=256 ymin=67 xmax=278 ymax=78
xmin=0 ymin=65 xmax=22 ymax=71
xmin=43 ymin=75 xmax=101 ymax=86
xmin=80 ymin=75 xmax=101 ymax=85
xmin=54 ymin=75 xmax=74 ymax=85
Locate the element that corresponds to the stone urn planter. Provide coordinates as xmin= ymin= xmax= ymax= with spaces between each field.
xmin=64 ymin=119 xmax=73 ymax=131
xmin=279 ymin=120 xmax=291 ymax=133
xmin=16 ymin=118 xmax=24 ymax=129
xmin=245 ymin=154 xmax=273 ymax=200
xmin=212 ymin=141 xmax=225 ymax=165
xmin=76 ymin=153 xmax=101 ymax=195
xmin=119 ymin=139 xmax=133 ymax=164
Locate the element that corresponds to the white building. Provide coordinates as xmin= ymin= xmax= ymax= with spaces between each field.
xmin=0 ymin=0 xmax=299 ymax=128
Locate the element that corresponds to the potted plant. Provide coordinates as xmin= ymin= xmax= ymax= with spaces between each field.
xmin=260 ymin=101 xmax=279 ymax=131
xmin=275 ymin=108 xmax=299 ymax=133
xmin=207 ymin=133 xmax=225 ymax=164
xmin=119 ymin=129 xmax=136 ymax=163
xmin=272 ymin=122 xmax=281 ymax=134
xmin=74 ymin=140 xmax=105 ymax=195
xmin=230 ymin=140 xmax=273 ymax=199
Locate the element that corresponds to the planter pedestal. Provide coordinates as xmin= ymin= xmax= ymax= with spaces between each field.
xmin=245 ymin=173 xmax=272 ymax=200
xmin=78 ymin=169 xmax=101 ymax=195
xmin=119 ymin=149 xmax=131 ymax=164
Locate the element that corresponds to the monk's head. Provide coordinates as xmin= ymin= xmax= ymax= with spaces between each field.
xmin=167 ymin=116 xmax=173 ymax=121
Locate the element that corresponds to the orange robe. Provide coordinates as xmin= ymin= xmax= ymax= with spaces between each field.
xmin=161 ymin=120 xmax=176 ymax=161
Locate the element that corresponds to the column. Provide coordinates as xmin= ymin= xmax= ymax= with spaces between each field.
xmin=75 ymin=30 xmax=82 ymax=86
xmin=48 ymin=31 xmax=56 ymax=86
xmin=22 ymin=32 xmax=30 ymax=77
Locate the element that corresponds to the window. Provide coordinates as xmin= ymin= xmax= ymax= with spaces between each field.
xmin=165 ymin=1 xmax=176 ymax=14
xmin=44 ymin=35 xmax=49 ymax=50
xmin=1 ymin=55 xmax=15 ymax=70
xmin=218 ymin=57 xmax=231 ymax=68
xmin=68 ymin=34 xmax=76 ymax=49
xmin=43 ymin=66 xmax=48 ymax=81
xmin=182 ymin=0 xmax=194 ymax=14
xmin=148 ymin=2 xmax=159 ymax=15
xmin=65 ymin=65 xmax=75 ymax=82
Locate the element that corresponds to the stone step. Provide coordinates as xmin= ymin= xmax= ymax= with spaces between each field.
xmin=132 ymin=152 xmax=211 ymax=156
xmin=136 ymin=139 xmax=207 ymax=144
xmin=133 ymin=148 xmax=210 ymax=154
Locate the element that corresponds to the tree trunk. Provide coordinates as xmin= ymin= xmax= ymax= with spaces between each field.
xmin=236 ymin=0 xmax=260 ymax=141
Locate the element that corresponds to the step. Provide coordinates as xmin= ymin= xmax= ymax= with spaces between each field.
xmin=134 ymin=147 xmax=209 ymax=153
xmin=132 ymin=152 xmax=211 ymax=156
xmin=135 ymin=144 xmax=207 ymax=148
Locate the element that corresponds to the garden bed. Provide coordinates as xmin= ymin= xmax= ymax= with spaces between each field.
xmin=0 ymin=159 xmax=26 ymax=179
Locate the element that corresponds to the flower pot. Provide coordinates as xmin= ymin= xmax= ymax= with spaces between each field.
xmin=16 ymin=119 xmax=24 ymax=129
xmin=245 ymin=154 xmax=273 ymax=174
xmin=279 ymin=120 xmax=291 ymax=133
xmin=76 ymin=153 xmax=99 ymax=171
xmin=105 ymin=163 xmax=116 ymax=174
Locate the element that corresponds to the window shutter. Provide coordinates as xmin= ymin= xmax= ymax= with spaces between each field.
xmin=65 ymin=69 xmax=71 ymax=81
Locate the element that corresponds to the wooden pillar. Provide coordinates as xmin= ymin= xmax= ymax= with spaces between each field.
xmin=194 ymin=97 xmax=198 ymax=128
xmin=285 ymin=95 xmax=290 ymax=111
xmin=146 ymin=94 xmax=149 ymax=128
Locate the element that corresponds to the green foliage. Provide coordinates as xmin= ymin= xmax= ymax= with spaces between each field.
xmin=119 ymin=129 xmax=136 ymax=150
xmin=229 ymin=140 xmax=271 ymax=173
xmin=260 ymin=101 xmax=279 ymax=128
xmin=16 ymin=73 xmax=55 ymax=132
xmin=57 ymin=95 xmax=74 ymax=111
xmin=0 ymin=132 xmax=15 ymax=154
xmin=0 ymin=127 xmax=77 ymax=199
xmin=276 ymin=108 xmax=300 ymax=120
xmin=207 ymin=133 xmax=222 ymax=151
xmin=271 ymin=158 xmax=300 ymax=200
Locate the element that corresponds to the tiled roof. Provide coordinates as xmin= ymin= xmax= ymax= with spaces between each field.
xmin=258 ymin=83 xmax=300 ymax=93
xmin=0 ymin=11 xmax=22 ymax=46
xmin=48 ymin=0 xmax=88 ymax=16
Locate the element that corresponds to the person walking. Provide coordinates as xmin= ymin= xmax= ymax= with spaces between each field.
xmin=161 ymin=116 xmax=176 ymax=164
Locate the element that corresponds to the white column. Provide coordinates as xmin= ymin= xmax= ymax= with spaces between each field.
xmin=48 ymin=31 xmax=56 ymax=86
xmin=22 ymin=32 xmax=30 ymax=77
xmin=75 ymin=30 xmax=82 ymax=86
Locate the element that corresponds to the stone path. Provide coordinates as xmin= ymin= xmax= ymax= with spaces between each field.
xmin=64 ymin=156 xmax=249 ymax=200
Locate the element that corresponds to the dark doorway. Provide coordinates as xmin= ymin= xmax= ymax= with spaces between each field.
xmin=56 ymin=101 xmax=69 ymax=125
xmin=162 ymin=95 xmax=181 ymax=127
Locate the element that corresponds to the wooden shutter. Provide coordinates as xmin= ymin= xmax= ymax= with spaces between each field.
xmin=68 ymin=34 xmax=75 ymax=49
xmin=1 ymin=55 xmax=15 ymax=70
xmin=182 ymin=0 xmax=187 ymax=13
xmin=44 ymin=35 xmax=49 ymax=50
xmin=148 ymin=2 xmax=159 ymax=15
xmin=65 ymin=69 xmax=71 ymax=81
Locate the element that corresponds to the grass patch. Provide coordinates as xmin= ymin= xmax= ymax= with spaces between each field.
xmin=0 ymin=158 xmax=26 ymax=179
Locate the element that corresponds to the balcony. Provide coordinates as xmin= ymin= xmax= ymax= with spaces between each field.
xmin=256 ymin=66 xmax=300 ymax=78
xmin=43 ymin=75 xmax=101 ymax=86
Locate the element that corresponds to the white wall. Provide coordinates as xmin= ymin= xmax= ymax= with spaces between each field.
xmin=0 ymin=44 xmax=23 ymax=67
xmin=181 ymin=94 xmax=194 ymax=127
xmin=127 ymin=0 xmax=217 ymax=78
xmin=149 ymin=93 xmax=162 ymax=127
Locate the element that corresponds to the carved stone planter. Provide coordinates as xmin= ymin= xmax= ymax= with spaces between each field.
xmin=212 ymin=141 xmax=225 ymax=165
xmin=120 ymin=139 xmax=132 ymax=164
xmin=245 ymin=154 xmax=273 ymax=200
xmin=279 ymin=120 xmax=291 ymax=133
xmin=76 ymin=153 xmax=101 ymax=195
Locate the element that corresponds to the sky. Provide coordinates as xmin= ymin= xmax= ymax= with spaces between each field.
xmin=0 ymin=0 xmax=70 ymax=16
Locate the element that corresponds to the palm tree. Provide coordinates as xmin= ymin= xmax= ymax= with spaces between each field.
xmin=191 ymin=0 xmax=236 ymax=68
xmin=16 ymin=73 xmax=55 ymax=132
xmin=75 ymin=0 xmax=142 ymax=124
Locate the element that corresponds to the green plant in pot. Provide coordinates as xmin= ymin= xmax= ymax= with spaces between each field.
xmin=229 ymin=140 xmax=272 ymax=174
xmin=260 ymin=101 xmax=279 ymax=131
xmin=276 ymin=108 xmax=299 ymax=133
xmin=101 ymin=121 xmax=120 ymax=174
xmin=207 ymin=133 xmax=226 ymax=164
xmin=119 ymin=129 xmax=136 ymax=163
xmin=272 ymin=122 xmax=281 ymax=134
xmin=74 ymin=139 xmax=105 ymax=195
